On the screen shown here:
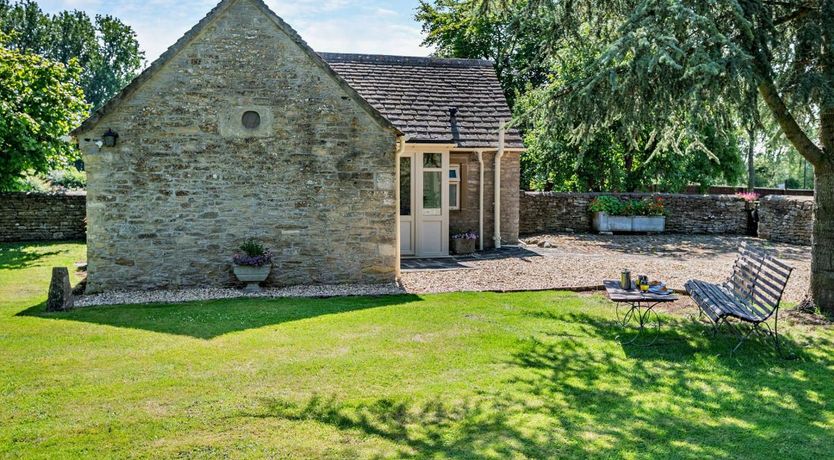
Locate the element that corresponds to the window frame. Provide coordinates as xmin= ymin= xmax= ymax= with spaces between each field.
xmin=449 ymin=164 xmax=461 ymax=211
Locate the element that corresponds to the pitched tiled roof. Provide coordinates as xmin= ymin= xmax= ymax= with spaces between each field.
xmin=320 ymin=53 xmax=524 ymax=149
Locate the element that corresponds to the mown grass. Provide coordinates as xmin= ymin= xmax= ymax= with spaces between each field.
xmin=1 ymin=242 xmax=833 ymax=459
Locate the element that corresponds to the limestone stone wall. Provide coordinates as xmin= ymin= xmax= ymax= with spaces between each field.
xmin=449 ymin=152 xmax=520 ymax=247
xmin=0 ymin=192 xmax=86 ymax=242
xmin=74 ymin=0 xmax=399 ymax=293
xmin=520 ymin=192 xmax=751 ymax=235
xmin=757 ymin=195 xmax=814 ymax=245
xmin=500 ymin=153 xmax=521 ymax=245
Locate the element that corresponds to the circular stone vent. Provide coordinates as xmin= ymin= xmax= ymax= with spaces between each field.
xmin=241 ymin=111 xmax=261 ymax=129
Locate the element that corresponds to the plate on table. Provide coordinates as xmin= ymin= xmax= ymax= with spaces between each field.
xmin=648 ymin=282 xmax=672 ymax=295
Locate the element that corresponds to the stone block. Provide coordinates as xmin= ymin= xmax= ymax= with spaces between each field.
xmin=47 ymin=267 xmax=73 ymax=312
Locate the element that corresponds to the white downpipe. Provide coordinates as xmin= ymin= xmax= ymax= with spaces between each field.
xmin=493 ymin=121 xmax=506 ymax=248
xmin=477 ymin=150 xmax=485 ymax=251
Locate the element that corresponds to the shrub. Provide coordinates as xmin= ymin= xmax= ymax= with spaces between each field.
xmin=232 ymin=239 xmax=273 ymax=267
xmin=588 ymin=195 xmax=666 ymax=216
xmin=588 ymin=195 xmax=624 ymax=214
xmin=48 ymin=168 xmax=86 ymax=190
xmin=643 ymin=197 xmax=666 ymax=216
xmin=15 ymin=175 xmax=51 ymax=192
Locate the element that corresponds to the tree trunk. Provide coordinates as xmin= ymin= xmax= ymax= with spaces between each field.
xmin=812 ymin=164 xmax=834 ymax=314
xmin=746 ymin=127 xmax=756 ymax=192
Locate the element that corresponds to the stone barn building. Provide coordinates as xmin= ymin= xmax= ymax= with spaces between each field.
xmin=72 ymin=0 xmax=524 ymax=294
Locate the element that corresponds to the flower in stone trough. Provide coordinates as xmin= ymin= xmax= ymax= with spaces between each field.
xmin=736 ymin=192 xmax=760 ymax=202
xmin=452 ymin=230 xmax=479 ymax=240
xmin=232 ymin=239 xmax=273 ymax=267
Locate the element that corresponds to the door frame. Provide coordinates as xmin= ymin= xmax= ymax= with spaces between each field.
xmin=399 ymin=153 xmax=415 ymax=256
xmin=399 ymin=143 xmax=455 ymax=258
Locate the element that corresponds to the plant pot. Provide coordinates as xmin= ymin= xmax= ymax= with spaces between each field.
xmin=233 ymin=264 xmax=271 ymax=292
xmin=592 ymin=212 xmax=665 ymax=234
xmin=451 ymin=238 xmax=477 ymax=255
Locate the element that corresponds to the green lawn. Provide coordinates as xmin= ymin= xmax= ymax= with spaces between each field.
xmin=1 ymin=242 xmax=833 ymax=459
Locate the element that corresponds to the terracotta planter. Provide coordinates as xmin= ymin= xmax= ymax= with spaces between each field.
xmin=451 ymin=238 xmax=477 ymax=255
xmin=233 ymin=264 xmax=271 ymax=292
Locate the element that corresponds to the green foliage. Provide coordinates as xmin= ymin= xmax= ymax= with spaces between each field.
xmin=587 ymin=195 xmax=624 ymax=214
xmin=0 ymin=34 xmax=90 ymax=191
xmin=14 ymin=174 xmax=50 ymax=192
xmin=239 ymin=239 xmax=268 ymax=257
xmin=517 ymin=65 xmax=743 ymax=192
xmin=0 ymin=0 xmax=143 ymax=109
xmin=588 ymin=195 xmax=666 ymax=216
xmin=47 ymin=167 xmax=86 ymax=190
xmin=418 ymin=0 xmax=743 ymax=191
xmin=487 ymin=0 xmax=831 ymax=166
xmin=746 ymin=110 xmax=816 ymax=189
xmin=754 ymin=146 xmax=814 ymax=189
xmin=416 ymin=0 xmax=547 ymax=106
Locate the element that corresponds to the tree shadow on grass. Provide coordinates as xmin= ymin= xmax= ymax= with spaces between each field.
xmin=0 ymin=242 xmax=71 ymax=270
xmin=245 ymin=394 xmax=558 ymax=459
xmin=17 ymin=294 xmax=423 ymax=339
xmin=243 ymin=311 xmax=834 ymax=458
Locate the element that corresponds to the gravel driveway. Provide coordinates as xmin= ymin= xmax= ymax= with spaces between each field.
xmin=400 ymin=234 xmax=811 ymax=303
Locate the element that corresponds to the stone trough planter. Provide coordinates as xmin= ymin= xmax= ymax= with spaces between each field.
xmin=592 ymin=212 xmax=665 ymax=234
xmin=233 ymin=264 xmax=271 ymax=293
xmin=451 ymin=238 xmax=477 ymax=255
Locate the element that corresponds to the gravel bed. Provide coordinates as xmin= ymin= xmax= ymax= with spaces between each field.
xmin=75 ymin=283 xmax=405 ymax=308
xmin=400 ymin=234 xmax=811 ymax=303
xmin=75 ymin=234 xmax=811 ymax=307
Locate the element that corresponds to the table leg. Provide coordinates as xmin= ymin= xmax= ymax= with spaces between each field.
xmin=616 ymin=302 xmax=637 ymax=326
xmin=617 ymin=301 xmax=661 ymax=346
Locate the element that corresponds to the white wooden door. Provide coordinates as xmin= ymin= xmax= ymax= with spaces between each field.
xmin=415 ymin=152 xmax=449 ymax=257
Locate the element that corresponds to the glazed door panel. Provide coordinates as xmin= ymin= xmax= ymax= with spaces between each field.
xmin=415 ymin=152 xmax=449 ymax=257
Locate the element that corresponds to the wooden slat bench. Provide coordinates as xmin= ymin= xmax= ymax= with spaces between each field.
xmin=685 ymin=242 xmax=794 ymax=354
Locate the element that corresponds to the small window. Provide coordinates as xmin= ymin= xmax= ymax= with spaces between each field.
xmin=423 ymin=153 xmax=442 ymax=169
xmin=449 ymin=164 xmax=461 ymax=210
xmin=241 ymin=111 xmax=261 ymax=129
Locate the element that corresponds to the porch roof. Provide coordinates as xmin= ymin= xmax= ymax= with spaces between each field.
xmin=320 ymin=53 xmax=524 ymax=149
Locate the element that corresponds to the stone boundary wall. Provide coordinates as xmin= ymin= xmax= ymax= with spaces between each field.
xmin=520 ymin=192 xmax=751 ymax=235
xmin=3 ymin=191 xmax=815 ymax=246
xmin=0 ymin=192 xmax=86 ymax=242
xmin=757 ymin=195 xmax=814 ymax=245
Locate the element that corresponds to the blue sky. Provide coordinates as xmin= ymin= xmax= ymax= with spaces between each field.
xmin=38 ymin=0 xmax=433 ymax=63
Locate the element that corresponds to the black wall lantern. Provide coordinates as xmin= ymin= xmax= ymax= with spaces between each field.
xmin=102 ymin=128 xmax=119 ymax=147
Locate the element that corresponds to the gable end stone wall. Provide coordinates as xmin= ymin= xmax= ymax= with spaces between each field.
xmin=75 ymin=0 xmax=398 ymax=293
